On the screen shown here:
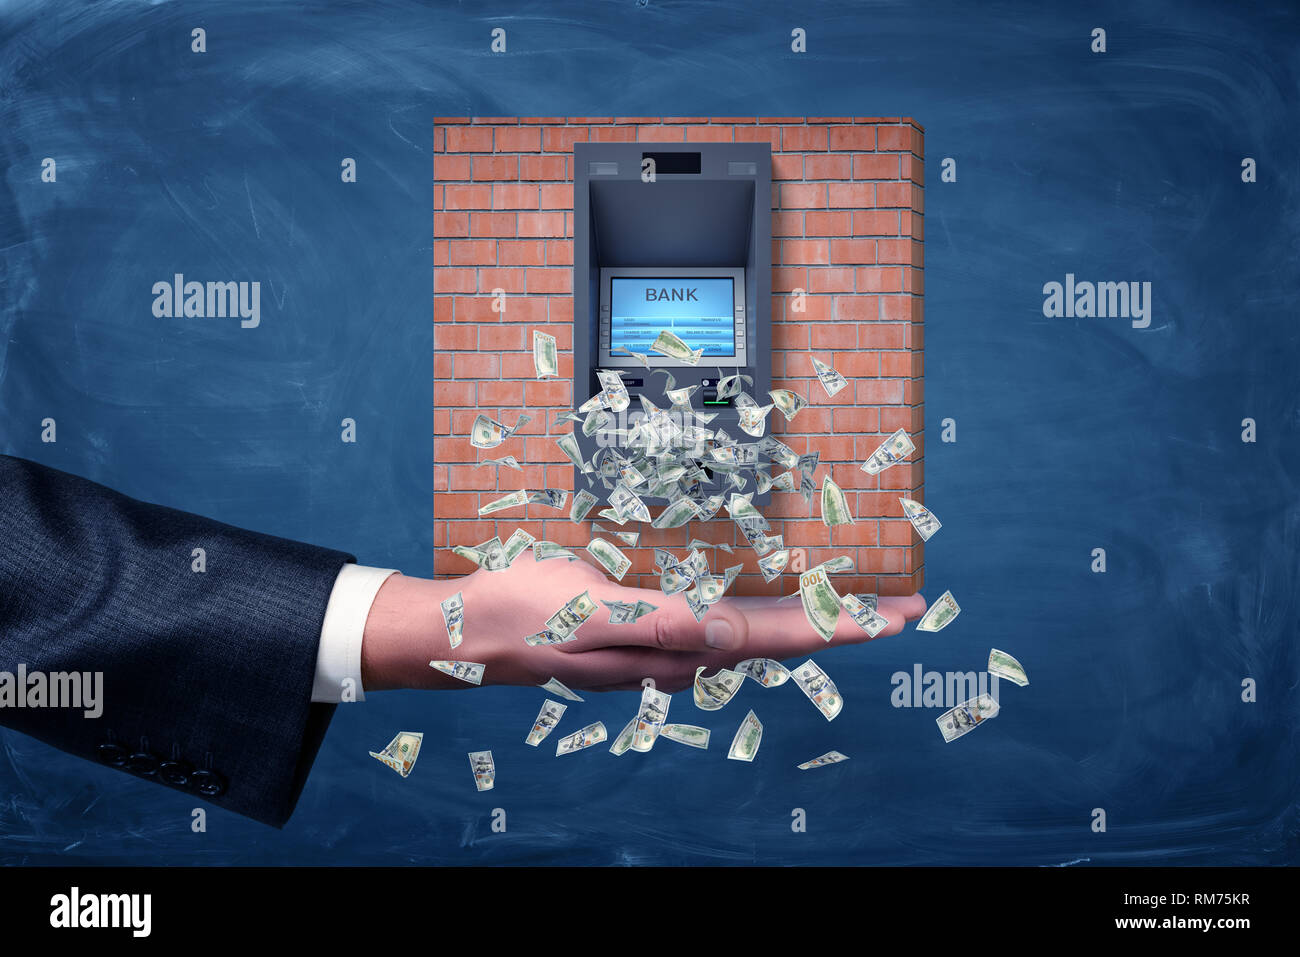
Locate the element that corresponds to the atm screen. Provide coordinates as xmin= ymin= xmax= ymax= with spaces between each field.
xmin=609 ymin=277 xmax=736 ymax=357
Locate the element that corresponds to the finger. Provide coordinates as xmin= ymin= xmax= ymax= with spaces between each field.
xmin=714 ymin=592 xmax=928 ymax=663
xmin=558 ymin=587 xmax=751 ymax=656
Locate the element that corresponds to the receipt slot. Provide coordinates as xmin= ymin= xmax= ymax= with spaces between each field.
xmin=572 ymin=142 xmax=772 ymax=507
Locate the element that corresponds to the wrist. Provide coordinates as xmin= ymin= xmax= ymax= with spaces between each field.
xmin=360 ymin=573 xmax=467 ymax=691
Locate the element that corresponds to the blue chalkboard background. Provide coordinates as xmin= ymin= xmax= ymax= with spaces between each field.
xmin=0 ymin=0 xmax=1296 ymax=865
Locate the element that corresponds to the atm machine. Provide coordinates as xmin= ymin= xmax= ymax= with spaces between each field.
xmin=571 ymin=141 xmax=772 ymax=509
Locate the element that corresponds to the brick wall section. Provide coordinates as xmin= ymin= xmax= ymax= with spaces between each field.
xmin=434 ymin=117 xmax=925 ymax=597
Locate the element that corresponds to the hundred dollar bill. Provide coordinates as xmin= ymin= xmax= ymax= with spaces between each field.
xmin=810 ymin=356 xmax=848 ymax=397
xmin=577 ymin=391 xmax=609 ymax=414
xmin=439 ymin=592 xmax=464 ymax=649
xmin=475 ymin=455 xmax=522 ymax=471
xmin=693 ymin=665 xmax=744 ymax=710
xmin=569 ymin=488 xmax=597 ymax=523
xmin=683 ymin=583 xmax=708 ymax=622
xmin=539 ymin=676 xmax=584 ymax=702
xmin=596 ymin=368 xmax=631 ymax=413
xmin=544 ymin=590 xmax=598 ymax=638
xmin=822 ymin=555 xmax=854 ymax=574
xmin=586 ymin=537 xmax=632 ymax=580
xmin=687 ymin=539 xmax=734 ymax=554
xmin=533 ymin=540 xmax=580 ymax=562
xmin=757 ymin=548 xmax=790 ymax=582
xmin=937 ymin=693 xmax=999 ymax=742
xmin=734 ymin=658 xmax=791 ymax=688
xmin=533 ymin=330 xmax=558 ymax=378
xmin=767 ymin=389 xmax=808 ymax=423
xmin=797 ymin=750 xmax=849 ymax=770
xmin=609 ymin=717 xmax=637 ymax=755
xmin=650 ymin=329 xmax=703 ymax=365
xmin=582 ymin=407 xmax=613 ymax=437
xmin=651 ymin=495 xmax=700 ymax=529
xmin=476 ymin=537 xmax=506 ymax=571
xmin=899 ymin=497 xmax=941 ymax=540
xmin=613 ymin=530 xmax=640 ymax=547
xmin=734 ymin=393 xmax=773 ymax=438
xmin=429 ymin=660 xmax=485 ymax=685
xmin=653 ymin=547 xmax=678 ymax=571
xmin=630 ymin=686 xmax=671 ymax=752
xmin=524 ymin=629 xmax=572 ymax=646
xmin=466 ymin=750 xmax=495 ymax=790
xmin=609 ymin=482 xmax=652 ymax=523
xmin=470 ymin=412 xmax=532 ymax=449
xmin=368 ymin=731 xmax=423 ymax=778
xmin=659 ymin=558 xmax=695 ymax=596
xmin=841 ymin=592 xmax=889 ymax=638
xmin=602 ymin=598 xmax=658 ymax=624
xmin=525 ymin=700 xmax=567 ymax=746
xmin=722 ymin=563 xmax=743 ymax=592
xmin=555 ymin=433 xmax=589 ymax=473
xmin=850 ymin=592 xmax=878 ymax=612
xmin=716 ymin=371 xmax=752 ymax=400
xmin=821 ymin=476 xmax=855 ymax=526
xmin=725 ymin=492 xmax=765 ymax=523
xmin=502 ymin=528 xmax=536 ymax=565
xmin=799 ymin=566 xmax=843 ymax=642
xmin=596 ymin=507 xmax=627 ymax=525
xmin=988 ymin=648 xmax=1029 ymax=686
xmin=791 ymin=659 xmax=842 ymax=721
xmin=660 ymin=724 xmax=710 ymax=749
xmin=665 ymin=385 xmax=699 ymax=408
xmin=727 ymin=709 xmax=763 ymax=762
xmin=556 ymin=721 xmax=607 ymax=755
xmin=860 ymin=428 xmax=915 ymax=474
xmin=916 ymin=590 xmax=960 ymax=632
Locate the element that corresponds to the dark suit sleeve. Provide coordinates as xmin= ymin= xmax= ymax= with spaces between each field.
xmin=0 ymin=454 xmax=356 ymax=827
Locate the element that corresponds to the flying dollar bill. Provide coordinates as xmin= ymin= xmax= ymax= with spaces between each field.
xmin=693 ymin=666 xmax=745 ymax=710
xmin=533 ymin=540 xmax=580 ymax=562
xmin=820 ymin=476 xmax=855 ymax=526
xmin=810 ymin=356 xmax=848 ymax=397
xmin=840 ymin=592 xmax=889 ymax=638
xmin=899 ymin=497 xmax=941 ymax=540
xmin=533 ymin=330 xmax=558 ymax=378
xmin=544 ymin=591 xmax=599 ymax=639
xmin=539 ymin=677 xmax=584 ymax=702
xmin=368 ymin=731 xmax=423 ymax=778
xmin=609 ymin=482 xmax=652 ymax=523
xmin=988 ymin=648 xmax=1028 ymax=686
xmin=602 ymin=599 xmax=657 ymax=624
xmin=650 ymin=329 xmax=703 ymax=365
xmin=797 ymin=750 xmax=849 ymax=770
xmin=630 ymin=686 xmax=671 ymax=752
xmin=651 ymin=495 xmax=700 ymax=529
xmin=734 ymin=658 xmax=791 ymax=688
xmin=727 ymin=709 xmax=763 ymax=761
xmin=468 ymin=750 xmax=496 ymax=790
xmin=767 ymin=389 xmax=808 ymax=422
xmin=470 ymin=412 xmax=531 ymax=449
xmin=860 ymin=428 xmax=915 ymax=474
xmin=478 ymin=488 xmax=568 ymax=516
xmin=609 ymin=717 xmax=637 ymax=755
xmin=429 ymin=660 xmax=485 ymax=685
xmin=524 ymin=629 xmax=572 ymax=646
xmin=799 ymin=566 xmax=842 ymax=642
xmin=791 ymin=659 xmax=842 ymax=721
xmin=937 ymin=693 xmax=999 ymax=742
xmin=916 ymin=590 xmax=960 ymax=632
xmin=474 ymin=455 xmax=522 ymax=471
xmin=439 ymin=592 xmax=464 ymax=649
xmin=757 ymin=549 xmax=790 ymax=582
xmin=660 ymin=724 xmax=710 ymax=749
xmin=570 ymin=488 xmax=597 ymax=523
xmin=525 ymin=700 xmax=567 ymax=746
xmin=555 ymin=433 xmax=589 ymax=474
xmin=716 ymin=371 xmax=752 ymax=399
xmin=596 ymin=369 xmax=630 ymax=413
xmin=556 ymin=721 xmax=608 ymax=755
xmin=502 ymin=528 xmax=536 ymax=565
xmin=586 ymin=537 xmax=631 ymax=580
xmin=613 ymin=530 xmax=640 ymax=546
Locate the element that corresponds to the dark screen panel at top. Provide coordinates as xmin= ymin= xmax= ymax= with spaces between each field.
xmin=609 ymin=276 xmax=736 ymax=357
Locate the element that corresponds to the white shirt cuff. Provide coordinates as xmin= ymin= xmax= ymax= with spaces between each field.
xmin=312 ymin=564 xmax=399 ymax=703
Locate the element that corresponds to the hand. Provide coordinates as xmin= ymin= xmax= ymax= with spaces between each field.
xmin=361 ymin=551 xmax=926 ymax=694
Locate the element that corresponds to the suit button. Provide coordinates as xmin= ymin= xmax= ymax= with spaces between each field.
xmin=126 ymin=751 xmax=159 ymax=775
xmin=190 ymin=769 xmax=226 ymax=797
xmin=96 ymin=743 xmax=128 ymax=767
xmin=158 ymin=760 xmax=193 ymax=787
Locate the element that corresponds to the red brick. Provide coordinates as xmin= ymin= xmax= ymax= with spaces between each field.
xmin=435 ymin=381 xmax=476 ymax=406
xmin=447 ymin=127 xmax=493 ymax=152
xmin=830 ymin=239 xmax=876 ymax=264
xmin=804 ymin=154 xmax=852 ymax=179
xmin=852 ymin=154 xmax=900 ymax=180
xmin=433 ymin=240 xmax=449 ymax=266
xmin=525 ymin=380 xmax=572 ymax=407
xmin=444 ymin=185 xmax=492 ymax=209
xmin=772 ymin=321 xmax=810 ymax=350
xmin=546 ymin=240 xmax=574 ymax=265
xmin=856 ymin=379 xmax=904 ymax=404
xmin=476 ymin=268 xmax=526 ymax=294
xmin=875 ymin=182 xmax=912 ymax=208
xmin=479 ymin=381 xmax=525 ymax=407
xmin=519 ymin=155 xmax=566 ymax=180
xmin=831 ymin=351 xmax=880 ymax=377
xmin=434 ymin=267 xmax=476 ymax=293
xmin=782 ymin=239 xmax=829 ymax=264
xmin=434 ymin=354 xmax=453 ymax=378
xmin=687 ymin=125 xmax=734 ymax=142
xmin=809 ymin=325 xmax=857 ymax=349
xmin=781 ymin=183 xmax=826 ymax=208
xmin=834 ymin=296 xmax=879 ymax=321
xmin=804 ymin=211 xmax=852 ymax=235
xmin=876 ymin=239 xmax=911 ymax=264
xmin=828 ymin=183 xmax=875 ymax=208
xmin=448 ymin=240 xmax=496 ymax=265
xmin=829 ymin=126 xmax=875 ymax=151
xmin=453 ymin=353 xmax=501 ymax=379
xmin=547 ymin=296 xmax=573 ymax=323
xmin=772 ymin=153 xmax=803 ymax=179
xmin=434 ymin=117 xmax=471 ymax=125
xmin=853 ymin=211 xmax=900 ymax=236
xmin=498 ymin=240 xmax=546 ymax=265
xmin=857 ymin=267 xmax=903 ymax=292
xmin=518 ymin=212 xmax=566 ymax=237
xmin=434 ymin=212 xmax=470 ymax=238
xmin=876 ymin=127 xmax=910 ymax=151
xmin=587 ymin=126 xmax=636 ymax=142
xmin=496 ymin=126 xmax=541 ymax=152
xmin=527 ymin=268 xmax=572 ymax=294
xmin=781 ymin=126 xmax=829 ymax=151
xmin=434 ymin=297 xmax=454 ymax=323
xmin=472 ymin=155 xmax=518 ymax=180
xmin=540 ymin=184 xmax=572 ymax=209
xmin=734 ymin=126 xmax=781 ymax=148
xmin=833 ymin=408 xmax=881 ymax=433
xmin=493 ymin=184 xmax=539 ymax=209
xmin=808 ymin=267 xmax=856 ymax=293
xmin=435 ymin=325 xmax=477 ymax=350
xmin=544 ymin=126 xmax=590 ymax=152
xmin=479 ymin=326 xmax=524 ymax=350
xmin=432 ymin=493 xmax=481 ymax=519
xmin=880 ymin=296 xmax=912 ymax=321
xmin=434 ymin=155 xmax=471 ymax=180
xmin=469 ymin=212 xmax=516 ymax=237
xmin=772 ymin=267 xmax=807 ymax=293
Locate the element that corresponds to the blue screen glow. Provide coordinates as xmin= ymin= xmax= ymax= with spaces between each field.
xmin=609 ymin=277 xmax=736 ymax=357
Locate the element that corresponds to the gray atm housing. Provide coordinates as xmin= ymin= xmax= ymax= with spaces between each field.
xmin=572 ymin=141 xmax=772 ymax=506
